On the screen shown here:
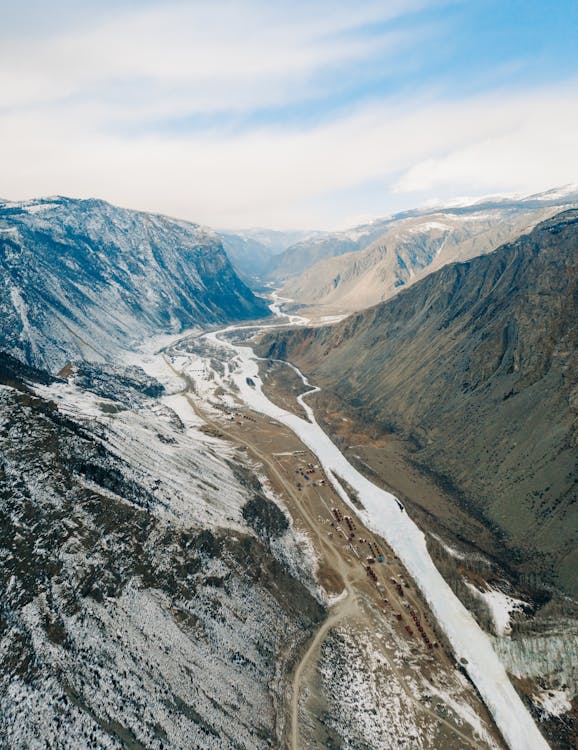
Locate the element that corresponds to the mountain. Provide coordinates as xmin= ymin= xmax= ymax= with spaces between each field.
xmin=282 ymin=206 xmax=563 ymax=312
xmin=267 ymin=222 xmax=385 ymax=282
xmin=0 ymin=350 xmax=323 ymax=748
xmin=219 ymin=233 xmax=278 ymax=281
xmin=272 ymin=187 xmax=578 ymax=311
xmin=219 ymin=228 xmax=317 ymax=281
xmin=0 ymin=197 xmax=270 ymax=372
xmin=258 ymin=210 xmax=578 ymax=596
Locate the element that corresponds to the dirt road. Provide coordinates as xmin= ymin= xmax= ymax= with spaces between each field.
xmin=163 ymin=354 xmax=504 ymax=749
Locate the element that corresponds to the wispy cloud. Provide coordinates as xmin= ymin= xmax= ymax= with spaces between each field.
xmin=0 ymin=1 xmax=427 ymax=117
xmin=1 ymin=0 xmax=577 ymax=228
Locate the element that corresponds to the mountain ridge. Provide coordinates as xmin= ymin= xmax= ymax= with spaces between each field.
xmin=0 ymin=196 xmax=270 ymax=372
xmin=268 ymin=187 xmax=578 ymax=312
xmin=258 ymin=210 xmax=578 ymax=595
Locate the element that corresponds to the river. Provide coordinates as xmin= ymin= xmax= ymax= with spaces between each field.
xmin=188 ymin=299 xmax=549 ymax=750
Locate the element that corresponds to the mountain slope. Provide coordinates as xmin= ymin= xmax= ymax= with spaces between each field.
xmin=220 ymin=228 xmax=315 ymax=281
xmin=282 ymin=205 xmax=563 ymax=311
xmin=219 ymin=233 xmax=279 ymax=281
xmin=274 ymin=187 xmax=578 ymax=311
xmin=259 ymin=211 xmax=578 ymax=595
xmin=0 ymin=351 xmax=323 ymax=749
xmin=0 ymin=197 xmax=270 ymax=372
xmin=267 ymin=222 xmax=388 ymax=282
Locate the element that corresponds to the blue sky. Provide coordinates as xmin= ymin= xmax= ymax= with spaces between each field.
xmin=1 ymin=0 xmax=576 ymax=228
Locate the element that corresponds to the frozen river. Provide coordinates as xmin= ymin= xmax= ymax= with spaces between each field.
xmin=197 ymin=300 xmax=549 ymax=750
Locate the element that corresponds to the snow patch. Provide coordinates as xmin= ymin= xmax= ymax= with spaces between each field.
xmin=465 ymin=583 xmax=526 ymax=636
xmin=533 ymin=689 xmax=572 ymax=718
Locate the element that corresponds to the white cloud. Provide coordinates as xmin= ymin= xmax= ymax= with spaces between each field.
xmin=0 ymin=1 xmax=424 ymax=116
xmin=1 ymin=1 xmax=576 ymax=228
xmin=393 ymin=97 xmax=578 ymax=195
xmin=2 ymin=83 xmax=577 ymax=228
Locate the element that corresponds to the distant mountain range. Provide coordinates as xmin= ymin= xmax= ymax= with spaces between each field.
xmin=0 ymin=197 xmax=270 ymax=372
xmin=219 ymin=228 xmax=317 ymax=280
xmin=269 ymin=186 xmax=578 ymax=311
xmin=259 ymin=210 xmax=578 ymax=596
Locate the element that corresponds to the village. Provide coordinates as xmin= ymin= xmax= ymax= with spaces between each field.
xmin=164 ymin=340 xmax=506 ymax=749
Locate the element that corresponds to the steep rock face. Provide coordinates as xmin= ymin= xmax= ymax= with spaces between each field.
xmin=0 ymin=197 xmax=270 ymax=372
xmin=259 ymin=211 xmax=578 ymax=595
xmin=219 ymin=233 xmax=278 ymax=282
xmin=0 ymin=354 xmax=323 ymax=749
xmin=268 ymin=225 xmax=382 ymax=282
xmin=220 ymin=228 xmax=314 ymax=281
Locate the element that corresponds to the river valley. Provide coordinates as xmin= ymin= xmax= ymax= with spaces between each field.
xmin=131 ymin=295 xmax=555 ymax=750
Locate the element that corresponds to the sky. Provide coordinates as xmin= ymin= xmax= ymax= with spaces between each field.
xmin=1 ymin=0 xmax=577 ymax=229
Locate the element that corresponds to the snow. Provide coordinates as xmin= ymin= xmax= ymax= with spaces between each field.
xmin=318 ymin=627 xmax=424 ymax=748
xmin=429 ymin=533 xmax=467 ymax=559
xmin=2 ymin=355 xmax=329 ymax=749
xmin=408 ymin=221 xmax=451 ymax=233
xmin=172 ymin=303 xmax=550 ymax=750
xmin=423 ymin=674 xmax=501 ymax=748
xmin=10 ymin=286 xmax=34 ymax=343
xmin=316 ymin=314 xmax=350 ymax=324
xmin=465 ymin=583 xmax=527 ymax=635
xmin=530 ymin=183 xmax=578 ymax=201
xmin=533 ymin=689 xmax=572 ymax=718
xmin=32 ymin=378 xmax=251 ymax=532
xmin=493 ymin=629 xmax=578 ymax=696
xmin=316 ymin=624 xmax=501 ymax=750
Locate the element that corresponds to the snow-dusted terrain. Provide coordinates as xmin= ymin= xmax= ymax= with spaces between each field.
xmin=0 ymin=352 xmax=324 ymax=749
xmin=163 ymin=306 xmax=551 ymax=750
xmin=0 ymin=196 xmax=269 ymax=372
xmin=1 ymin=193 xmax=574 ymax=749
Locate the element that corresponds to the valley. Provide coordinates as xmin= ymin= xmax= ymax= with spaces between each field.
xmin=2 ymin=1 xmax=576 ymax=745
xmin=167 ymin=368 xmax=502 ymax=749
xmin=0 ymin=194 xmax=575 ymax=749
xmin=146 ymin=302 xmax=552 ymax=749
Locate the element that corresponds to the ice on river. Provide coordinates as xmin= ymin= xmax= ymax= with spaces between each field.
xmin=193 ymin=317 xmax=550 ymax=750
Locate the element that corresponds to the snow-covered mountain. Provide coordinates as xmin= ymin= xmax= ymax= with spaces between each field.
xmin=0 ymin=197 xmax=270 ymax=372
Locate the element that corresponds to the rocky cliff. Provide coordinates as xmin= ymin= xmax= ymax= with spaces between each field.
xmin=0 ymin=197 xmax=270 ymax=372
